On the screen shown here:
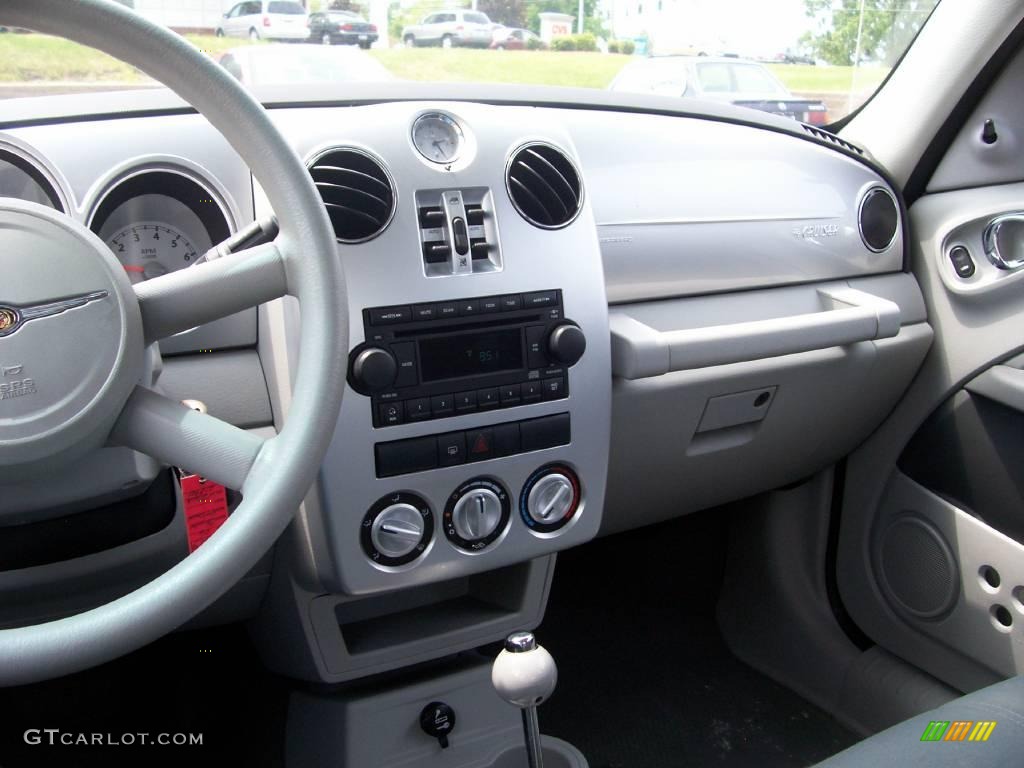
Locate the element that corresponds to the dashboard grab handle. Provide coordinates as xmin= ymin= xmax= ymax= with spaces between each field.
xmin=610 ymin=287 xmax=901 ymax=379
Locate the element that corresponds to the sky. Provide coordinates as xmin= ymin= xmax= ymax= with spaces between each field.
xmin=700 ymin=0 xmax=814 ymax=53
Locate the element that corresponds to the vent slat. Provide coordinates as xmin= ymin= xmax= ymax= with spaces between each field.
xmin=506 ymin=143 xmax=581 ymax=229
xmin=523 ymin=148 xmax=578 ymax=205
xmin=308 ymin=148 xmax=394 ymax=242
xmin=514 ymin=160 xmax=571 ymax=220
xmin=311 ymin=165 xmax=392 ymax=195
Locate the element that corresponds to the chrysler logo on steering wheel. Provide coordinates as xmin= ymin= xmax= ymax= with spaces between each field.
xmin=0 ymin=291 xmax=109 ymax=338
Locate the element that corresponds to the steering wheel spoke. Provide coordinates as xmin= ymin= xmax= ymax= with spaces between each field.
xmin=109 ymin=386 xmax=267 ymax=492
xmin=135 ymin=239 xmax=289 ymax=344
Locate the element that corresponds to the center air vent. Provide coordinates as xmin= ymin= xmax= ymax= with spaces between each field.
xmin=506 ymin=143 xmax=582 ymax=229
xmin=308 ymin=147 xmax=395 ymax=243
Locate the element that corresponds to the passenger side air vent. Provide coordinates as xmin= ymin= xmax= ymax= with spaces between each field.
xmin=307 ymin=147 xmax=395 ymax=243
xmin=802 ymin=125 xmax=864 ymax=156
xmin=859 ymin=186 xmax=899 ymax=252
xmin=506 ymin=143 xmax=583 ymax=229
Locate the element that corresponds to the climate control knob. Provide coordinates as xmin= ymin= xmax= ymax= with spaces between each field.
xmin=444 ymin=478 xmax=511 ymax=551
xmin=361 ymin=492 xmax=433 ymax=567
xmin=520 ymin=464 xmax=581 ymax=534
xmin=547 ymin=323 xmax=586 ymax=367
xmin=350 ymin=346 xmax=397 ymax=393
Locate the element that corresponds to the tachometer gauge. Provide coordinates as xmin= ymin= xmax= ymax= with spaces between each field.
xmin=412 ymin=112 xmax=464 ymax=164
xmin=106 ymin=222 xmax=199 ymax=283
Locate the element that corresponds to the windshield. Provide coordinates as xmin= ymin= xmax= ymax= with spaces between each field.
xmin=0 ymin=0 xmax=939 ymax=124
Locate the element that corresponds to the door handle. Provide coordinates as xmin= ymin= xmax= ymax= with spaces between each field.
xmin=982 ymin=213 xmax=1024 ymax=270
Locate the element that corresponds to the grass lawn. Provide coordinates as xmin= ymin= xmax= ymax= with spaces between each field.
xmin=765 ymin=62 xmax=889 ymax=94
xmin=0 ymin=33 xmax=248 ymax=83
xmin=370 ymin=48 xmax=630 ymax=89
xmin=0 ymin=32 xmax=889 ymax=116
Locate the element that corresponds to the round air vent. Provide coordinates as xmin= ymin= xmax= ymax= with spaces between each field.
xmin=859 ymin=186 xmax=899 ymax=252
xmin=307 ymin=147 xmax=395 ymax=243
xmin=506 ymin=142 xmax=582 ymax=229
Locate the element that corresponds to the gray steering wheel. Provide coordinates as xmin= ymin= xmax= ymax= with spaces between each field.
xmin=0 ymin=0 xmax=346 ymax=685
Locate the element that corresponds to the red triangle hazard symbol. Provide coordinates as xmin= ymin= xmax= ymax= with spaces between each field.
xmin=472 ymin=434 xmax=489 ymax=453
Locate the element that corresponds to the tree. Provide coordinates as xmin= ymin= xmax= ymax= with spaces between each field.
xmin=479 ymin=0 xmax=526 ymax=28
xmin=803 ymin=1 xmax=934 ymax=66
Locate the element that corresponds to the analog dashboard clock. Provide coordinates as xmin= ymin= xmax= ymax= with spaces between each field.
xmin=411 ymin=112 xmax=464 ymax=164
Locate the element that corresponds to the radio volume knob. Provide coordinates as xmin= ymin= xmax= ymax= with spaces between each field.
xmin=351 ymin=347 xmax=397 ymax=393
xmin=547 ymin=323 xmax=586 ymax=367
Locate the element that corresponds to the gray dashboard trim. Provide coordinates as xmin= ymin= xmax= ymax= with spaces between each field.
xmin=0 ymin=83 xmax=882 ymax=175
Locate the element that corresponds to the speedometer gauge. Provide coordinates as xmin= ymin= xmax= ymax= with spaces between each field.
xmin=106 ymin=222 xmax=199 ymax=283
xmin=412 ymin=112 xmax=464 ymax=164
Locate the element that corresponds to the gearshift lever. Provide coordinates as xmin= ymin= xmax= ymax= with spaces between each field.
xmin=492 ymin=631 xmax=557 ymax=768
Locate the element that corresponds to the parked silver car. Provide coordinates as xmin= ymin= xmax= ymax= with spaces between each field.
xmin=401 ymin=9 xmax=494 ymax=48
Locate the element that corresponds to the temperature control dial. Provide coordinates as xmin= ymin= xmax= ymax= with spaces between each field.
xmin=444 ymin=478 xmax=511 ymax=551
xmin=362 ymin=492 xmax=433 ymax=567
xmin=520 ymin=464 xmax=581 ymax=534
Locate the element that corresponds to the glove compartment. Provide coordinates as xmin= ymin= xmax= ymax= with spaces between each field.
xmin=602 ymin=273 xmax=932 ymax=534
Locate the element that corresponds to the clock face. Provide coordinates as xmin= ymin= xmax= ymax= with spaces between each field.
xmin=411 ymin=112 xmax=464 ymax=164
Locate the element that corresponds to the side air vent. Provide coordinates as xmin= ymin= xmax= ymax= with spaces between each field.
xmin=308 ymin=147 xmax=395 ymax=243
xmin=506 ymin=142 xmax=583 ymax=229
xmin=802 ymin=124 xmax=864 ymax=156
xmin=859 ymin=186 xmax=899 ymax=252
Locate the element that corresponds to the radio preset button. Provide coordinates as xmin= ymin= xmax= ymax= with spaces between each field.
xmin=431 ymin=394 xmax=454 ymax=415
xmin=500 ymin=384 xmax=521 ymax=405
xmin=407 ymin=398 xmax=432 ymax=420
xmin=522 ymin=381 xmax=543 ymax=401
xmin=379 ymin=402 xmax=403 ymax=426
xmin=477 ymin=388 xmax=500 ymax=409
xmin=455 ymin=391 xmax=477 ymax=412
xmin=369 ymin=306 xmax=412 ymax=325
xmin=500 ymin=294 xmax=523 ymax=311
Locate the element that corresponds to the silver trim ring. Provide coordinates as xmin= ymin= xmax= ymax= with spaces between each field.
xmin=504 ymin=140 xmax=584 ymax=231
xmin=304 ymin=144 xmax=397 ymax=245
xmin=857 ymin=185 xmax=898 ymax=253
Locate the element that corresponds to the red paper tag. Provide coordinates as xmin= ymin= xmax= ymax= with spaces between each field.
xmin=180 ymin=475 xmax=229 ymax=553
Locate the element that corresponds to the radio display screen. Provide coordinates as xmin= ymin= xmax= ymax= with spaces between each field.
xmin=419 ymin=328 xmax=524 ymax=382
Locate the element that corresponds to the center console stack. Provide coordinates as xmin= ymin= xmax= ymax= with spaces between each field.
xmin=252 ymin=102 xmax=611 ymax=687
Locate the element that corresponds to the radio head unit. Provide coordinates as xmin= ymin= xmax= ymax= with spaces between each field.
xmin=347 ymin=289 xmax=586 ymax=428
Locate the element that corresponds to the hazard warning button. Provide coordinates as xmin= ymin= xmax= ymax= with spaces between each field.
xmin=465 ymin=428 xmax=494 ymax=462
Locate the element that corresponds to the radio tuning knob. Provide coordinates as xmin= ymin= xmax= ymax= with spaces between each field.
xmin=547 ymin=323 xmax=586 ymax=367
xmin=351 ymin=347 xmax=397 ymax=393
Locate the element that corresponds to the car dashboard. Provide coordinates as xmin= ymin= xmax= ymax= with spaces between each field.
xmin=0 ymin=83 xmax=932 ymax=683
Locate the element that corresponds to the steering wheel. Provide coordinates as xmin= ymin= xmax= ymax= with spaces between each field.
xmin=0 ymin=0 xmax=345 ymax=685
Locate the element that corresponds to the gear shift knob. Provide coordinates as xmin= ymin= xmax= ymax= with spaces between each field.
xmin=492 ymin=632 xmax=556 ymax=768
